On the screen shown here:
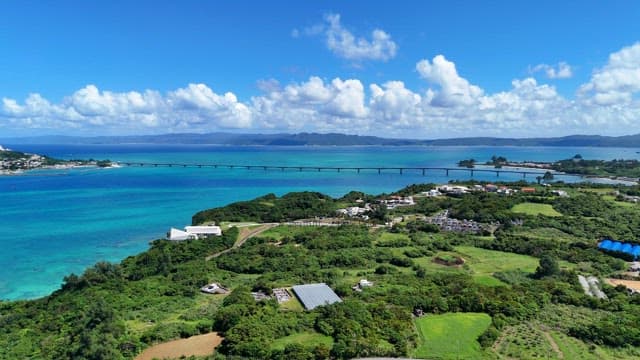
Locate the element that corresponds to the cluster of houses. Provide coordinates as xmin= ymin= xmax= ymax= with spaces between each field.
xmin=423 ymin=184 xmax=542 ymax=197
xmin=336 ymin=196 xmax=416 ymax=220
xmin=336 ymin=204 xmax=371 ymax=219
xmin=0 ymin=150 xmax=45 ymax=171
xmin=426 ymin=184 xmax=519 ymax=196
xmin=167 ymin=225 xmax=222 ymax=241
xmin=426 ymin=210 xmax=487 ymax=234
xmin=379 ymin=196 xmax=415 ymax=209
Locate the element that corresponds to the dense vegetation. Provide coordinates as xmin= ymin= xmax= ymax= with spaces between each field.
xmin=3 ymin=183 xmax=640 ymax=359
xmin=552 ymin=157 xmax=640 ymax=177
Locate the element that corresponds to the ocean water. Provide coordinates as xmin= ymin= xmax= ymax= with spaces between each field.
xmin=1 ymin=144 xmax=638 ymax=300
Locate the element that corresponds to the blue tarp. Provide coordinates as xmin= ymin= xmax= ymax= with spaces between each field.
xmin=598 ymin=239 xmax=640 ymax=258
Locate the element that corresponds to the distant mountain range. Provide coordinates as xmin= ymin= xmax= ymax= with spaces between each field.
xmin=2 ymin=132 xmax=640 ymax=147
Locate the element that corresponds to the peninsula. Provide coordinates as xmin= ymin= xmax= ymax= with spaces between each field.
xmin=0 ymin=146 xmax=112 ymax=174
xmin=2 ymin=181 xmax=640 ymax=359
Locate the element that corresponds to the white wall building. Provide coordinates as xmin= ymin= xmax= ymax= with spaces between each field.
xmin=168 ymin=225 xmax=222 ymax=240
xmin=185 ymin=225 xmax=222 ymax=237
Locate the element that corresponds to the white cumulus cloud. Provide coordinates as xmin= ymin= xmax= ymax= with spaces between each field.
xmin=579 ymin=42 xmax=640 ymax=105
xmin=4 ymin=42 xmax=640 ymax=138
xmin=531 ymin=62 xmax=573 ymax=79
xmin=297 ymin=13 xmax=397 ymax=62
xmin=416 ymin=55 xmax=483 ymax=107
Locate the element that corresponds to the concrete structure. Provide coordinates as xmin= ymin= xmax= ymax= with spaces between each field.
xmin=551 ymin=190 xmax=568 ymax=197
xmin=353 ymin=279 xmax=374 ymax=292
xmin=168 ymin=225 xmax=222 ymax=240
xmin=292 ymin=283 xmax=342 ymax=310
xmin=168 ymin=227 xmax=196 ymax=241
xmin=422 ymin=189 xmax=442 ymax=197
xmin=272 ymin=288 xmax=292 ymax=303
xmin=200 ymin=283 xmax=229 ymax=294
xmin=184 ymin=225 xmax=222 ymax=237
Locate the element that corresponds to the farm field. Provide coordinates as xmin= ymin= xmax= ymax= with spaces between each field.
xmin=511 ymin=203 xmax=562 ymax=217
xmin=412 ymin=312 xmax=491 ymax=359
xmin=134 ymin=332 xmax=222 ymax=360
xmin=493 ymin=322 xmax=640 ymax=360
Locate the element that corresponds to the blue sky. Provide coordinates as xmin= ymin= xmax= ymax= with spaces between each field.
xmin=2 ymin=1 xmax=640 ymax=138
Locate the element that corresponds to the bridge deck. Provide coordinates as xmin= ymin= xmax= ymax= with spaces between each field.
xmin=116 ymin=162 xmax=576 ymax=178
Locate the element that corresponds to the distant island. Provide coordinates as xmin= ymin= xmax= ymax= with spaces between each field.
xmin=3 ymin=132 xmax=640 ymax=147
xmin=459 ymin=155 xmax=640 ymax=183
xmin=0 ymin=146 xmax=112 ymax=174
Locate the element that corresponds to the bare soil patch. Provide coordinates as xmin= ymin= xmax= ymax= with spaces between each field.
xmin=433 ymin=255 xmax=465 ymax=266
xmin=135 ymin=332 xmax=223 ymax=360
xmin=606 ymin=278 xmax=640 ymax=292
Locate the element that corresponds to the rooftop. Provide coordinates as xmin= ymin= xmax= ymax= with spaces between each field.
xmin=291 ymin=283 xmax=342 ymax=310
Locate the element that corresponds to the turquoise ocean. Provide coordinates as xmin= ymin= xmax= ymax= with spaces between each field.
xmin=1 ymin=144 xmax=639 ymax=300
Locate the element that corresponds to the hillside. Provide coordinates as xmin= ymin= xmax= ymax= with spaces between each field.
xmin=3 ymin=184 xmax=640 ymax=359
xmin=3 ymin=132 xmax=640 ymax=147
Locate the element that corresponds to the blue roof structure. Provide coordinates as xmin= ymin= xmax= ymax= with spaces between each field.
xmin=598 ymin=239 xmax=640 ymax=259
xmin=292 ymin=283 xmax=342 ymax=310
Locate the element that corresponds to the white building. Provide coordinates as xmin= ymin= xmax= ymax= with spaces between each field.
xmin=438 ymin=185 xmax=469 ymax=194
xmin=423 ymin=189 xmax=442 ymax=197
xmin=168 ymin=228 xmax=196 ymax=241
xmin=168 ymin=225 xmax=222 ymax=240
xmin=185 ymin=225 xmax=222 ymax=237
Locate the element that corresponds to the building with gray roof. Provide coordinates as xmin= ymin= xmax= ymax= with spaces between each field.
xmin=291 ymin=283 xmax=342 ymax=310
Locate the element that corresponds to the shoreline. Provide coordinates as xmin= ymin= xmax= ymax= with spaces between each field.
xmin=472 ymin=164 xmax=639 ymax=185
xmin=0 ymin=163 xmax=120 ymax=176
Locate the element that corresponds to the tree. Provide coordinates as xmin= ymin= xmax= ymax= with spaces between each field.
xmin=535 ymin=254 xmax=560 ymax=278
xmin=543 ymin=171 xmax=554 ymax=181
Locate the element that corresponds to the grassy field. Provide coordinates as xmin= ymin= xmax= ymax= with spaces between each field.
xmin=270 ymin=332 xmax=333 ymax=351
xmin=512 ymin=202 xmax=562 ymax=217
xmin=279 ymin=291 xmax=305 ymax=311
xmin=375 ymin=231 xmax=412 ymax=245
xmin=412 ymin=312 xmax=491 ymax=359
xmin=409 ymin=246 xmax=542 ymax=286
xmin=456 ymin=246 xmax=539 ymax=274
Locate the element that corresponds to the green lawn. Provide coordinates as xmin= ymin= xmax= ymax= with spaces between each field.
xmin=456 ymin=246 xmax=539 ymax=274
xmin=412 ymin=312 xmax=491 ymax=359
xmin=279 ymin=294 xmax=304 ymax=312
xmin=410 ymin=246 xmax=542 ymax=286
xmin=375 ymin=231 xmax=411 ymax=246
xmin=512 ymin=202 xmax=562 ymax=217
xmin=270 ymin=332 xmax=333 ymax=351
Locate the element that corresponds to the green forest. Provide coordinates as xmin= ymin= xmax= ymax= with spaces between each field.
xmin=3 ymin=182 xmax=640 ymax=359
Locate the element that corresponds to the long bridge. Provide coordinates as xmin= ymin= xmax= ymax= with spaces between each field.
xmin=117 ymin=161 xmax=576 ymax=179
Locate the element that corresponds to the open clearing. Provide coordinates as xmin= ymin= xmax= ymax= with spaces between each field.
xmin=270 ymin=332 xmax=333 ymax=351
xmin=135 ymin=332 xmax=222 ymax=360
xmin=606 ymin=278 xmax=640 ymax=292
xmin=512 ymin=202 xmax=562 ymax=217
xmin=410 ymin=246 xmax=541 ymax=286
xmin=412 ymin=312 xmax=491 ymax=359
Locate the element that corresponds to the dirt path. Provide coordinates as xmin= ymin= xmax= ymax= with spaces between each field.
xmin=541 ymin=330 xmax=563 ymax=359
xmin=135 ymin=332 xmax=222 ymax=360
xmin=206 ymin=223 xmax=278 ymax=260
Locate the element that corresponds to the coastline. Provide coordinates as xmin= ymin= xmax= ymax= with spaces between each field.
xmin=0 ymin=163 xmax=119 ymax=176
